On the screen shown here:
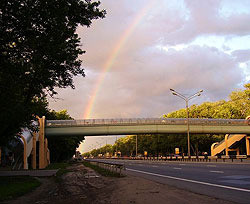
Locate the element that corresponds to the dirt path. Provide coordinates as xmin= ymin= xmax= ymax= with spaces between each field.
xmin=3 ymin=163 xmax=114 ymax=204
xmin=3 ymin=163 xmax=235 ymax=204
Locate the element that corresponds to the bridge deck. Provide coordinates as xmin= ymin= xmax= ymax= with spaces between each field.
xmin=45 ymin=118 xmax=250 ymax=136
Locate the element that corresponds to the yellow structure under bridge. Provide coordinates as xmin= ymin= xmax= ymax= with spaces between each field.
xmin=211 ymin=134 xmax=250 ymax=156
xmin=15 ymin=116 xmax=50 ymax=169
xmin=211 ymin=116 xmax=250 ymax=156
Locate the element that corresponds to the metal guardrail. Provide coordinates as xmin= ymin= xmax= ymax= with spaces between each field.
xmin=46 ymin=118 xmax=249 ymax=127
xmin=85 ymin=159 xmax=125 ymax=175
xmin=104 ymin=155 xmax=248 ymax=162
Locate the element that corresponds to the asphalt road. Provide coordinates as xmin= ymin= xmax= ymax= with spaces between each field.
xmin=91 ymin=159 xmax=250 ymax=203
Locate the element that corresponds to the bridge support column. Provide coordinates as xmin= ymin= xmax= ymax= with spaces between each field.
xmin=246 ymin=137 xmax=250 ymax=156
xmin=20 ymin=135 xmax=28 ymax=170
xmin=39 ymin=116 xmax=45 ymax=169
xmin=225 ymin=134 xmax=229 ymax=156
xmin=31 ymin=133 xmax=37 ymax=169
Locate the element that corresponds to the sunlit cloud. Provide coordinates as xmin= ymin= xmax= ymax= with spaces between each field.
xmin=49 ymin=0 xmax=250 ymax=152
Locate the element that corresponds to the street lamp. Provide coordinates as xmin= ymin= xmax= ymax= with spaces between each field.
xmin=136 ymin=135 xmax=138 ymax=157
xmin=170 ymin=88 xmax=203 ymax=157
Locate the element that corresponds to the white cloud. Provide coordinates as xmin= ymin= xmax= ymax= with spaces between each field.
xmin=49 ymin=0 xmax=250 ymax=153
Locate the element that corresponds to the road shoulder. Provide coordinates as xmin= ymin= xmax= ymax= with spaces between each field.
xmin=109 ymin=173 xmax=234 ymax=204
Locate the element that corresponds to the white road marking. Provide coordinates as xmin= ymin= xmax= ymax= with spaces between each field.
xmin=126 ymin=168 xmax=250 ymax=193
xmin=152 ymin=165 xmax=158 ymax=168
xmin=179 ymin=164 xmax=186 ymax=166
xmin=173 ymin=167 xmax=182 ymax=170
xmin=210 ymin=170 xmax=224 ymax=174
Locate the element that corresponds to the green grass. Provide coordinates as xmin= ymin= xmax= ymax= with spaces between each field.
xmin=83 ymin=161 xmax=124 ymax=177
xmin=45 ymin=162 xmax=71 ymax=170
xmin=0 ymin=176 xmax=41 ymax=201
xmin=46 ymin=162 xmax=72 ymax=182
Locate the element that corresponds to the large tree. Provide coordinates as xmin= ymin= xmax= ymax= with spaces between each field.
xmin=0 ymin=0 xmax=105 ymax=146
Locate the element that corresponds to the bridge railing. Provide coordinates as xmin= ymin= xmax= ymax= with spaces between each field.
xmin=214 ymin=134 xmax=236 ymax=148
xmin=46 ymin=118 xmax=248 ymax=127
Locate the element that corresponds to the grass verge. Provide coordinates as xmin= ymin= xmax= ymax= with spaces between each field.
xmin=0 ymin=176 xmax=41 ymax=201
xmin=46 ymin=162 xmax=72 ymax=182
xmin=83 ymin=161 xmax=124 ymax=177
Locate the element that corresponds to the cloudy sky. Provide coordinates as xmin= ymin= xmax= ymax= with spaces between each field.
xmin=49 ymin=0 xmax=250 ymax=153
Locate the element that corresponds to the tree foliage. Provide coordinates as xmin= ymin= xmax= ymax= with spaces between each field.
xmin=166 ymin=83 xmax=250 ymax=119
xmin=83 ymin=133 xmax=223 ymax=157
xmin=0 ymin=0 xmax=105 ymax=146
xmin=83 ymin=84 xmax=250 ymax=157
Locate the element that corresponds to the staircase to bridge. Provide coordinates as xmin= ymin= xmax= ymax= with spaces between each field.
xmin=211 ymin=134 xmax=250 ymax=156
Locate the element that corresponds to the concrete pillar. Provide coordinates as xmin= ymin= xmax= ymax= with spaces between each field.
xmin=20 ymin=135 xmax=28 ymax=170
xmin=246 ymin=137 xmax=250 ymax=156
xmin=39 ymin=116 xmax=45 ymax=169
xmin=31 ymin=133 xmax=37 ymax=169
xmin=225 ymin=134 xmax=229 ymax=156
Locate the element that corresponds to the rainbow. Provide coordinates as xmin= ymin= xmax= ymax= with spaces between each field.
xmin=83 ymin=1 xmax=155 ymax=119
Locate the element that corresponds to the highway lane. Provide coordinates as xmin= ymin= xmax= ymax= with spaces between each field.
xmin=91 ymin=159 xmax=250 ymax=203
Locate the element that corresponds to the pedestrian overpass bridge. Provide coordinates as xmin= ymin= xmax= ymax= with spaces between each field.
xmin=18 ymin=117 xmax=250 ymax=170
xmin=45 ymin=118 xmax=250 ymax=137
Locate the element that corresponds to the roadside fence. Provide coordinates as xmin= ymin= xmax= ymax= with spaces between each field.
xmin=85 ymin=159 xmax=125 ymax=175
xmin=99 ymin=155 xmax=248 ymax=162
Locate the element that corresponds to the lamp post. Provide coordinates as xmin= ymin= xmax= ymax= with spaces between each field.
xmin=136 ymin=135 xmax=138 ymax=157
xmin=170 ymin=89 xmax=203 ymax=158
xmin=116 ymin=136 xmax=118 ymax=157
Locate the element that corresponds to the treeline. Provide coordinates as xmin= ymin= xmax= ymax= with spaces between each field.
xmin=83 ymin=134 xmax=222 ymax=157
xmin=83 ymin=83 xmax=250 ymax=157
xmin=166 ymin=83 xmax=250 ymax=119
